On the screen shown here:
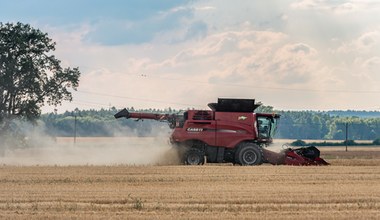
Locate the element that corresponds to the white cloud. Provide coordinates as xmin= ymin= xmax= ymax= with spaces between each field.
xmin=334 ymin=30 xmax=380 ymax=60
xmin=195 ymin=6 xmax=216 ymax=11
xmin=360 ymin=56 xmax=380 ymax=82
xmin=362 ymin=56 xmax=380 ymax=68
xmin=357 ymin=31 xmax=380 ymax=49
xmin=291 ymin=0 xmax=326 ymax=10
xmin=291 ymin=0 xmax=380 ymax=14
xmin=40 ymin=1 xmax=380 ymax=111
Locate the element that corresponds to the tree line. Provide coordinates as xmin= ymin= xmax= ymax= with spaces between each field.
xmin=39 ymin=107 xmax=380 ymax=141
xmin=276 ymin=110 xmax=380 ymax=140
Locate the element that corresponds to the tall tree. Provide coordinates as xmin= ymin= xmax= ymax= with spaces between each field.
xmin=0 ymin=22 xmax=80 ymax=125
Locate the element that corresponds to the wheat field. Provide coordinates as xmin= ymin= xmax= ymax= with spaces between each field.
xmin=0 ymin=144 xmax=379 ymax=219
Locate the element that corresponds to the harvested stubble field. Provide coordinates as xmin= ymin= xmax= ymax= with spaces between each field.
xmin=0 ymin=143 xmax=380 ymax=219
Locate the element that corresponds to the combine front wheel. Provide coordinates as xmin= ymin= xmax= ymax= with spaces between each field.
xmin=184 ymin=148 xmax=205 ymax=165
xmin=235 ymin=143 xmax=263 ymax=166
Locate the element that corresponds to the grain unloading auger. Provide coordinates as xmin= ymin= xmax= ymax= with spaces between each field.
xmin=115 ymin=98 xmax=329 ymax=166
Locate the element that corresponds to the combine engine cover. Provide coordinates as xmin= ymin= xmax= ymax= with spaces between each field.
xmin=208 ymin=98 xmax=261 ymax=112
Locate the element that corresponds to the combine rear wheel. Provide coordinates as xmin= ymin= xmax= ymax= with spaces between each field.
xmin=184 ymin=148 xmax=205 ymax=165
xmin=235 ymin=143 xmax=263 ymax=166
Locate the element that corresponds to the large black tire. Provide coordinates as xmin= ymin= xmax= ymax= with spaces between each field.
xmin=184 ymin=148 xmax=205 ymax=165
xmin=235 ymin=143 xmax=263 ymax=166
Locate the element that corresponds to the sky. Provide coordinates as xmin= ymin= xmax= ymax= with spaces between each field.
xmin=1 ymin=0 xmax=380 ymax=112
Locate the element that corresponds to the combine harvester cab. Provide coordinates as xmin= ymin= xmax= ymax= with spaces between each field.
xmin=114 ymin=98 xmax=329 ymax=166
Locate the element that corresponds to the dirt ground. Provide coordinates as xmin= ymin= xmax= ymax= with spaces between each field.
xmin=319 ymin=147 xmax=380 ymax=166
xmin=0 ymin=146 xmax=379 ymax=219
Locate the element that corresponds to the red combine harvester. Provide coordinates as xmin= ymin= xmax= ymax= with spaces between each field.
xmin=114 ymin=98 xmax=329 ymax=166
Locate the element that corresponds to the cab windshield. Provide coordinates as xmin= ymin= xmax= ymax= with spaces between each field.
xmin=257 ymin=116 xmax=279 ymax=139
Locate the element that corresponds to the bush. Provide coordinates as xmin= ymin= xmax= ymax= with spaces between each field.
xmin=343 ymin=140 xmax=357 ymax=146
xmin=291 ymin=139 xmax=307 ymax=146
xmin=373 ymin=138 xmax=380 ymax=145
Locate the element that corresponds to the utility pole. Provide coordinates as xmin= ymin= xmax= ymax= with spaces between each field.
xmin=345 ymin=122 xmax=348 ymax=152
xmin=74 ymin=114 xmax=77 ymax=144
xmin=54 ymin=108 xmax=58 ymax=143
xmin=74 ymin=108 xmax=79 ymax=144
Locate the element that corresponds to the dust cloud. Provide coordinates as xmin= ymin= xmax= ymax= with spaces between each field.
xmin=262 ymin=142 xmax=291 ymax=165
xmin=0 ymin=121 xmax=181 ymax=166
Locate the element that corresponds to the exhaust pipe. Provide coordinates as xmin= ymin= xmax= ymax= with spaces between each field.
xmin=114 ymin=108 xmax=130 ymax=119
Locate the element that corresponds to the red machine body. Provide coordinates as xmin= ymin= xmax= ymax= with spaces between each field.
xmin=170 ymin=110 xmax=277 ymax=148
xmin=115 ymin=98 xmax=328 ymax=166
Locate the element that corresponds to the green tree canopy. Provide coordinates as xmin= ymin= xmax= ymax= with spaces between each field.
xmin=0 ymin=22 xmax=80 ymax=123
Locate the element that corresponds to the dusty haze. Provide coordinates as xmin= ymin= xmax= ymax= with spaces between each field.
xmin=0 ymin=121 xmax=180 ymax=166
xmin=0 ymin=120 xmax=292 ymax=166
